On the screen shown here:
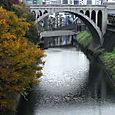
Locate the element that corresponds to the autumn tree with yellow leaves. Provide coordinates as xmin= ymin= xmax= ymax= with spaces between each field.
xmin=0 ymin=7 xmax=44 ymax=111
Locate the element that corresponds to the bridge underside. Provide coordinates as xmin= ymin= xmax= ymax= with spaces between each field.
xmin=40 ymin=30 xmax=76 ymax=37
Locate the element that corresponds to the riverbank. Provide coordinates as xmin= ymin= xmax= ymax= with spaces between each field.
xmin=0 ymin=94 xmax=20 ymax=115
xmin=75 ymin=31 xmax=115 ymax=90
xmin=97 ymin=49 xmax=115 ymax=91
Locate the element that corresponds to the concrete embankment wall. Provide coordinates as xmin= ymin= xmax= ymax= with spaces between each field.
xmin=74 ymin=30 xmax=115 ymax=93
xmin=103 ymin=29 xmax=115 ymax=51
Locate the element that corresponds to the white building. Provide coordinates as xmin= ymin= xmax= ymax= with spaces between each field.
xmin=22 ymin=0 xmax=112 ymax=5
xmin=42 ymin=0 xmax=61 ymax=4
xmin=22 ymin=0 xmax=33 ymax=5
xmin=95 ymin=0 xmax=102 ymax=5
xmin=38 ymin=0 xmax=105 ymax=5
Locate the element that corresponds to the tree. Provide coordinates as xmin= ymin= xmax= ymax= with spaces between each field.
xmin=0 ymin=0 xmax=14 ymax=10
xmin=26 ymin=23 xmax=39 ymax=43
xmin=12 ymin=3 xmax=39 ymax=43
xmin=0 ymin=7 xmax=44 ymax=111
xmin=12 ymin=3 xmax=36 ymax=22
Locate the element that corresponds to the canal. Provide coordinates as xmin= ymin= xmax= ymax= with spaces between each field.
xmin=16 ymin=47 xmax=115 ymax=115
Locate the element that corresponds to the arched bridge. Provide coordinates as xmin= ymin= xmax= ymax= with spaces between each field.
xmin=30 ymin=5 xmax=108 ymax=51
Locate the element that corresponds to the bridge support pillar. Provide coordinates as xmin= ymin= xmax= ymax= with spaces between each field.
xmin=102 ymin=9 xmax=108 ymax=35
xmin=96 ymin=11 xmax=98 ymax=26
xmin=89 ymin=10 xmax=92 ymax=19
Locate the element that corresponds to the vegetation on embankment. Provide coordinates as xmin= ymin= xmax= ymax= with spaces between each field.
xmin=76 ymin=31 xmax=115 ymax=81
xmin=77 ymin=31 xmax=92 ymax=47
xmin=0 ymin=1 xmax=44 ymax=114
xmin=99 ymin=48 xmax=115 ymax=79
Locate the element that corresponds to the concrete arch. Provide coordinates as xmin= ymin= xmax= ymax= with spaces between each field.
xmin=91 ymin=10 xmax=96 ymax=23
xmin=39 ymin=10 xmax=42 ymax=16
xmin=32 ymin=10 xmax=36 ymax=15
xmin=80 ymin=10 xmax=84 ymax=14
xmin=36 ymin=13 xmax=49 ymax=22
xmin=33 ymin=10 xmax=103 ymax=51
xmin=43 ymin=10 xmax=48 ymax=14
xmin=68 ymin=11 xmax=103 ymax=51
xmin=97 ymin=10 xmax=102 ymax=30
xmin=36 ymin=10 xmax=42 ymax=19
xmin=85 ymin=10 xmax=90 ymax=17
xmin=31 ymin=10 xmax=36 ymax=20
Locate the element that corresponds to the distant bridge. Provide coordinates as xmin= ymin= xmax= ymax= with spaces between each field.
xmin=30 ymin=5 xmax=108 ymax=51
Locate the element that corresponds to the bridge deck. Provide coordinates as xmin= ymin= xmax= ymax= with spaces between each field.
xmin=30 ymin=5 xmax=106 ymax=8
xmin=40 ymin=30 xmax=76 ymax=37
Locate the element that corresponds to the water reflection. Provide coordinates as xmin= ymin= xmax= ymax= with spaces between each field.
xmin=40 ymin=48 xmax=89 ymax=95
xmin=16 ymin=48 xmax=115 ymax=115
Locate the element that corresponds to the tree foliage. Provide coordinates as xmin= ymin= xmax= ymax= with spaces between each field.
xmin=0 ymin=7 xmax=44 ymax=110
xmin=0 ymin=0 xmax=13 ymax=10
xmin=100 ymin=48 xmax=115 ymax=79
xmin=76 ymin=31 xmax=92 ymax=47
xmin=12 ymin=3 xmax=35 ymax=22
xmin=11 ymin=3 xmax=38 ymax=43
xmin=26 ymin=23 xmax=39 ymax=43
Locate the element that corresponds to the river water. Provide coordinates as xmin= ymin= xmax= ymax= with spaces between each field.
xmin=16 ymin=47 xmax=115 ymax=115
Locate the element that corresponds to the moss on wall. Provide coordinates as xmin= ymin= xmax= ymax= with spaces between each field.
xmin=99 ymin=48 xmax=115 ymax=79
xmin=76 ymin=31 xmax=92 ymax=47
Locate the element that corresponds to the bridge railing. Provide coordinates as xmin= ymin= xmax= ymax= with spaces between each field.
xmin=30 ymin=4 xmax=106 ymax=8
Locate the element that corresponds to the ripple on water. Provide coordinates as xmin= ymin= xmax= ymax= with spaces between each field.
xmin=39 ymin=48 xmax=89 ymax=95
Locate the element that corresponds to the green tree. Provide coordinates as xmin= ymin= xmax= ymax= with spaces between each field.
xmin=100 ymin=48 xmax=115 ymax=79
xmin=26 ymin=23 xmax=39 ymax=43
xmin=12 ymin=3 xmax=35 ymax=21
xmin=12 ymin=3 xmax=39 ymax=43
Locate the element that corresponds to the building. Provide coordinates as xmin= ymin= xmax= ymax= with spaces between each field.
xmin=74 ymin=0 xmax=79 ymax=4
xmin=41 ymin=0 xmax=61 ymax=5
xmin=22 ymin=0 xmax=42 ymax=5
xmin=87 ymin=0 xmax=92 ymax=5
xmin=22 ymin=0 xmax=112 ymax=5
xmin=61 ymin=0 xmax=80 ymax=5
xmin=33 ymin=0 xmax=41 ymax=4
xmin=95 ymin=0 xmax=102 ymax=5
xmin=23 ymin=0 xmax=33 ymax=5
xmin=62 ymin=0 xmax=68 ymax=4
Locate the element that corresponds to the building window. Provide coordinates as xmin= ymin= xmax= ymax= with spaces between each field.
xmin=87 ymin=0 xmax=92 ymax=5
